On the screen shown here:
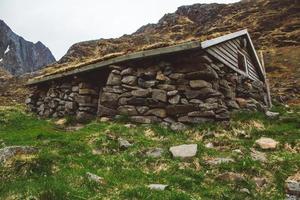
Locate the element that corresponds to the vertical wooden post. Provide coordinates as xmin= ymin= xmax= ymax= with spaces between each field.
xmin=260 ymin=51 xmax=272 ymax=108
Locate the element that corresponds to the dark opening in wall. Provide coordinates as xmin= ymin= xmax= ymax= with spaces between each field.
xmin=238 ymin=51 xmax=247 ymax=73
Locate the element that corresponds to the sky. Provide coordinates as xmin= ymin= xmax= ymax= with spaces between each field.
xmin=0 ymin=0 xmax=239 ymax=60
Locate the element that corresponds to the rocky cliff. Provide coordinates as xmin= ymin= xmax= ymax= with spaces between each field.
xmin=0 ymin=20 xmax=56 ymax=75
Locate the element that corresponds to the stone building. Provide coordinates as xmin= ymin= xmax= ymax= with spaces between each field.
xmin=26 ymin=30 xmax=271 ymax=124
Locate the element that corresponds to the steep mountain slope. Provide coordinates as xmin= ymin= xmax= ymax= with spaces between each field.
xmin=0 ymin=20 xmax=56 ymax=75
xmin=36 ymin=0 xmax=299 ymax=104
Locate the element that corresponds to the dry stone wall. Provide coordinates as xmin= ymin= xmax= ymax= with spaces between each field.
xmin=26 ymin=77 xmax=100 ymax=122
xmin=97 ymin=51 xmax=268 ymax=125
xmin=26 ymin=50 xmax=268 ymax=125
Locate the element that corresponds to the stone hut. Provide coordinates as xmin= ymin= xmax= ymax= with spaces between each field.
xmin=26 ymin=30 xmax=271 ymax=124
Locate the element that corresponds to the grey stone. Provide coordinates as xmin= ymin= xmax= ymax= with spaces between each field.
xmin=86 ymin=172 xmax=105 ymax=184
xmin=0 ymin=146 xmax=38 ymax=164
xmin=148 ymin=184 xmax=168 ymax=191
xmin=121 ymin=76 xmax=137 ymax=85
xmin=170 ymin=122 xmax=187 ymax=132
xmin=103 ymin=86 xmax=124 ymax=94
xmin=178 ymin=116 xmax=214 ymax=124
xmin=138 ymin=79 xmax=157 ymax=88
xmin=146 ymin=148 xmax=164 ymax=158
xmin=79 ymin=89 xmax=97 ymax=95
xmin=157 ymin=84 xmax=176 ymax=91
xmin=152 ymin=89 xmax=167 ymax=102
xmin=76 ymin=112 xmax=94 ymax=123
xmin=118 ymin=106 xmax=138 ymax=116
xmin=136 ymin=106 xmax=149 ymax=114
xmin=72 ymin=86 xmax=79 ymax=92
xmin=100 ymin=92 xmax=119 ymax=108
xmin=206 ymin=157 xmax=234 ymax=165
xmin=131 ymin=89 xmax=151 ymax=97
xmin=169 ymin=144 xmax=197 ymax=158
xmin=226 ymin=100 xmax=240 ymax=109
xmin=169 ymin=73 xmax=184 ymax=79
xmin=167 ymin=90 xmax=178 ymax=96
xmin=250 ymin=148 xmax=267 ymax=162
xmin=121 ymin=67 xmax=135 ymax=76
xmin=181 ymin=98 xmax=189 ymax=104
xmin=253 ymin=177 xmax=267 ymax=187
xmin=130 ymin=116 xmax=161 ymax=124
xmin=107 ymin=73 xmax=121 ymax=86
xmin=164 ymin=117 xmax=176 ymax=124
xmin=118 ymin=138 xmax=132 ymax=149
xmin=265 ymin=111 xmax=280 ymax=118
xmin=189 ymin=80 xmax=212 ymax=89
xmin=185 ymin=66 xmax=218 ymax=80
xmin=199 ymin=103 xmax=219 ymax=111
xmin=188 ymin=110 xmax=215 ymax=117
xmin=166 ymin=104 xmax=198 ymax=116
xmin=146 ymin=108 xmax=167 ymax=118
xmin=168 ymin=95 xmax=180 ymax=104
xmin=286 ymin=173 xmax=300 ymax=197
xmin=189 ymin=99 xmax=203 ymax=104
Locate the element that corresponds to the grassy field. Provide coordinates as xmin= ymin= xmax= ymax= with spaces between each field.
xmin=0 ymin=105 xmax=299 ymax=200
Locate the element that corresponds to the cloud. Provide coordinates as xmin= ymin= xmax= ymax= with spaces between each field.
xmin=0 ymin=0 xmax=239 ymax=59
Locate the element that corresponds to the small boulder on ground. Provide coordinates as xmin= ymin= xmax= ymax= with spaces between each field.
xmin=0 ymin=146 xmax=38 ymax=164
xmin=251 ymin=148 xmax=267 ymax=162
xmin=170 ymin=122 xmax=187 ymax=132
xmin=148 ymin=184 xmax=168 ymax=191
xmin=255 ymin=137 xmax=279 ymax=150
xmin=146 ymin=148 xmax=164 ymax=158
xmin=118 ymin=138 xmax=132 ymax=149
xmin=86 ymin=172 xmax=105 ymax=184
xmin=265 ymin=111 xmax=280 ymax=118
xmin=169 ymin=144 xmax=197 ymax=159
xmin=205 ymin=157 xmax=234 ymax=165
xmin=285 ymin=173 xmax=300 ymax=198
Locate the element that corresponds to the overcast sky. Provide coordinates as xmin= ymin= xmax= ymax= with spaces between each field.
xmin=0 ymin=0 xmax=239 ymax=60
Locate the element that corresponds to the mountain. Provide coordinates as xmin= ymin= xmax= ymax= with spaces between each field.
xmin=43 ymin=0 xmax=297 ymax=104
xmin=0 ymin=20 xmax=56 ymax=75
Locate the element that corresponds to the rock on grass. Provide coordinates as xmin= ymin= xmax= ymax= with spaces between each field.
xmin=169 ymin=144 xmax=197 ymax=159
xmin=0 ymin=146 xmax=38 ymax=164
xmin=255 ymin=137 xmax=279 ymax=150
xmin=86 ymin=172 xmax=105 ymax=184
xmin=148 ymin=184 xmax=168 ymax=191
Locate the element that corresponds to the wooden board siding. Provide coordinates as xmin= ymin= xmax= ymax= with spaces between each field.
xmin=205 ymin=37 xmax=261 ymax=81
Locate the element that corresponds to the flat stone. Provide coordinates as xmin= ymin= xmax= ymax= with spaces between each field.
xmin=166 ymin=104 xmax=198 ymax=116
xmin=236 ymin=97 xmax=248 ymax=108
xmin=189 ymin=80 xmax=212 ymax=89
xmin=146 ymin=108 xmax=167 ymax=118
xmin=226 ymin=100 xmax=240 ymax=109
xmin=0 ymin=146 xmax=38 ymax=164
xmin=185 ymin=67 xmax=218 ymax=80
xmin=205 ymin=142 xmax=214 ymax=149
xmin=199 ymin=103 xmax=219 ymax=111
xmin=169 ymin=144 xmax=197 ymax=158
xmin=286 ymin=173 xmax=300 ymax=197
xmin=152 ymin=89 xmax=167 ymax=102
xmin=189 ymin=99 xmax=203 ymax=104
xmin=178 ymin=116 xmax=214 ymax=124
xmin=148 ymin=184 xmax=168 ymax=191
xmin=121 ymin=67 xmax=135 ymax=76
xmin=156 ymin=71 xmax=169 ymax=81
xmin=206 ymin=157 xmax=234 ymax=165
xmin=250 ymin=148 xmax=267 ymax=162
xmin=188 ymin=110 xmax=215 ymax=117
xmin=168 ymin=95 xmax=180 ymax=104
xmin=131 ymin=89 xmax=151 ymax=97
xmin=86 ymin=172 xmax=105 ymax=184
xmin=121 ymin=76 xmax=137 ymax=85
xmin=136 ymin=106 xmax=149 ymax=114
xmin=138 ymin=79 xmax=157 ymax=88
xmin=146 ymin=148 xmax=164 ymax=158
xmin=253 ymin=177 xmax=267 ymax=187
xmin=169 ymin=73 xmax=184 ymax=79
xmin=170 ymin=122 xmax=187 ymax=132
xmin=97 ymin=105 xmax=118 ymax=117
xmin=79 ymin=89 xmax=97 ymax=95
xmin=157 ymin=84 xmax=176 ymax=91
xmin=130 ymin=116 xmax=161 ymax=124
xmin=100 ymin=92 xmax=119 ymax=108
xmin=265 ymin=111 xmax=280 ymax=118
xmin=118 ymin=138 xmax=132 ymax=149
xmin=167 ymin=90 xmax=178 ymax=96
xmin=106 ymin=73 xmax=121 ymax=86
xmin=255 ymin=137 xmax=279 ymax=150
xmin=118 ymin=106 xmax=138 ymax=116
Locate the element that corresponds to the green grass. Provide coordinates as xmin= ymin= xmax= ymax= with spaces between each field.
xmin=0 ymin=105 xmax=299 ymax=200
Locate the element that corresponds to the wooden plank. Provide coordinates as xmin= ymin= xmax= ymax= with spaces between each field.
xmin=210 ymin=47 xmax=238 ymax=68
xmin=214 ymin=45 xmax=238 ymax=65
xmin=201 ymin=29 xmax=248 ymax=48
